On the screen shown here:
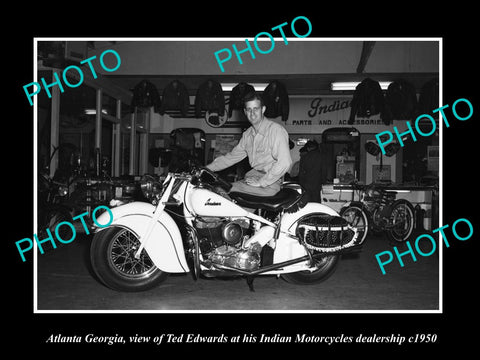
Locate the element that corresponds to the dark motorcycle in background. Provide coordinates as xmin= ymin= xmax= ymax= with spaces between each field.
xmin=340 ymin=182 xmax=415 ymax=244
xmin=37 ymin=147 xmax=73 ymax=249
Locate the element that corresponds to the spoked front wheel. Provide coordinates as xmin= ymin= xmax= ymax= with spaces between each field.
xmin=90 ymin=226 xmax=169 ymax=292
xmin=340 ymin=205 xmax=369 ymax=244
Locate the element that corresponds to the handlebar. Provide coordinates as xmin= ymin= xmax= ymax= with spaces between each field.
xmin=214 ymin=174 xmax=233 ymax=192
xmin=196 ymin=166 xmax=232 ymax=192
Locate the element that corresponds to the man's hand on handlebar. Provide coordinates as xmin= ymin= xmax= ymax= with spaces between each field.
xmin=190 ymin=166 xmax=212 ymax=177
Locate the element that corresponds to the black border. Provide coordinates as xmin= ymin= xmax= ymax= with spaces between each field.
xmin=8 ymin=5 xmax=478 ymax=354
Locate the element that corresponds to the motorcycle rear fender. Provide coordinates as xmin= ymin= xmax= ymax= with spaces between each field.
xmin=272 ymin=202 xmax=339 ymax=266
xmin=274 ymin=202 xmax=354 ymax=267
xmin=94 ymin=202 xmax=189 ymax=273
xmin=280 ymin=202 xmax=340 ymax=234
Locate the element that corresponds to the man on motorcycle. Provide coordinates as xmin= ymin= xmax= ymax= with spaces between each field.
xmin=206 ymin=92 xmax=292 ymax=196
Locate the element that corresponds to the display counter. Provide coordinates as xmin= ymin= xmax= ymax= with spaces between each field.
xmin=320 ymin=183 xmax=438 ymax=231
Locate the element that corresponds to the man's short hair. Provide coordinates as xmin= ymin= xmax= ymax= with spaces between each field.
xmin=243 ymin=91 xmax=264 ymax=108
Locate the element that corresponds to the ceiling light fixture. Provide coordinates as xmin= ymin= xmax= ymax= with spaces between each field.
xmin=84 ymin=109 xmax=108 ymax=115
xmin=331 ymin=81 xmax=392 ymax=91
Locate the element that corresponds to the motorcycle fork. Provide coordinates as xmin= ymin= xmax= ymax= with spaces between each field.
xmin=134 ymin=175 xmax=176 ymax=259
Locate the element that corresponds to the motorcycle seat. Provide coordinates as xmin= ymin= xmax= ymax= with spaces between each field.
xmin=229 ymin=188 xmax=303 ymax=212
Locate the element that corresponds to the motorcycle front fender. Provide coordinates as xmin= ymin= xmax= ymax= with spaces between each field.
xmin=340 ymin=201 xmax=364 ymax=212
xmin=94 ymin=202 xmax=189 ymax=273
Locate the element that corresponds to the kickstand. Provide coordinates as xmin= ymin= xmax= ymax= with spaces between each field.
xmin=246 ymin=276 xmax=255 ymax=292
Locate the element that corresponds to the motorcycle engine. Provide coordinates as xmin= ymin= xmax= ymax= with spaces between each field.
xmin=372 ymin=207 xmax=388 ymax=227
xmin=194 ymin=218 xmax=261 ymax=271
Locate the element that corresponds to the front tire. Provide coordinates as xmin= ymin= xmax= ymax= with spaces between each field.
xmin=281 ymin=254 xmax=340 ymax=285
xmin=340 ymin=205 xmax=369 ymax=244
xmin=90 ymin=226 xmax=169 ymax=292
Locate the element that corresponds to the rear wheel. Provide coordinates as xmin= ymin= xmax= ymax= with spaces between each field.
xmin=90 ymin=226 xmax=169 ymax=292
xmin=386 ymin=199 xmax=415 ymax=242
xmin=281 ymin=254 xmax=340 ymax=285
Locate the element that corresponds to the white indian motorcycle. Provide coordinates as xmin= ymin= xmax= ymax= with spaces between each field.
xmin=90 ymin=167 xmax=364 ymax=292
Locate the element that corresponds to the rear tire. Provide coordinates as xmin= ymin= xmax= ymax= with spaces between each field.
xmin=281 ymin=254 xmax=340 ymax=285
xmin=386 ymin=199 xmax=415 ymax=243
xmin=90 ymin=226 xmax=169 ymax=292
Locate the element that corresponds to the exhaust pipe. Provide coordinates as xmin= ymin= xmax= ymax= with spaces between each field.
xmin=209 ymin=246 xmax=361 ymax=276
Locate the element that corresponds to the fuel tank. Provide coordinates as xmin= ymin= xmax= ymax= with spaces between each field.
xmin=189 ymin=188 xmax=249 ymax=217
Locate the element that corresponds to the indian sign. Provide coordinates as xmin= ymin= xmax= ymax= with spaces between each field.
xmin=280 ymin=96 xmax=404 ymax=134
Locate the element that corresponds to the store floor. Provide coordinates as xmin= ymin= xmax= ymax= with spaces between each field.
xmin=36 ymin=230 xmax=440 ymax=312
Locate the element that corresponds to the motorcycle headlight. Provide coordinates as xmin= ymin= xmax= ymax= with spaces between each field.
xmin=57 ymin=185 xmax=68 ymax=197
xmin=366 ymin=187 xmax=381 ymax=198
xmin=140 ymin=175 xmax=162 ymax=200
